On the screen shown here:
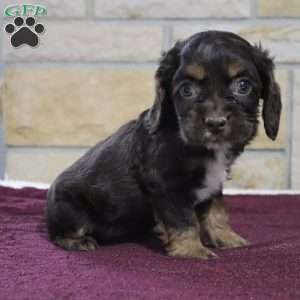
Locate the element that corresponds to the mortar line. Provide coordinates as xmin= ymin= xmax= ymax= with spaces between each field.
xmin=86 ymin=0 xmax=95 ymax=19
xmin=287 ymin=70 xmax=294 ymax=188
xmin=90 ymin=17 xmax=300 ymax=22
xmin=162 ymin=23 xmax=173 ymax=52
xmin=0 ymin=14 xmax=6 ymax=179
xmin=3 ymin=61 xmax=300 ymax=69
xmin=244 ymin=148 xmax=285 ymax=155
xmin=7 ymin=145 xmax=90 ymax=151
xmin=4 ymin=61 xmax=159 ymax=68
xmin=250 ymin=0 xmax=257 ymax=19
xmin=6 ymin=145 xmax=286 ymax=153
xmin=13 ymin=17 xmax=300 ymax=23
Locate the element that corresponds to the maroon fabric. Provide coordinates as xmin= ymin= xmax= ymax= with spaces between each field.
xmin=1 ymin=186 xmax=300 ymax=300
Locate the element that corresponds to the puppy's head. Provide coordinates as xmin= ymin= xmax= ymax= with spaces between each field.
xmin=147 ymin=31 xmax=281 ymax=150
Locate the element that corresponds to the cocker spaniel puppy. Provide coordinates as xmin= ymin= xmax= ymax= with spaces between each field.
xmin=46 ymin=31 xmax=281 ymax=258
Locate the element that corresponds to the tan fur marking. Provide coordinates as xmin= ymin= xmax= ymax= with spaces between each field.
xmin=167 ymin=227 xmax=216 ymax=258
xmin=153 ymin=220 xmax=169 ymax=245
xmin=54 ymin=236 xmax=98 ymax=251
xmin=54 ymin=224 xmax=97 ymax=251
xmin=204 ymin=198 xmax=229 ymax=229
xmin=228 ymin=62 xmax=244 ymax=78
xmin=198 ymin=198 xmax=248 ymax=248
xmin=185 ymin=64 xmax=206 ymax=80
xmin=69 ymin=225 xmax=89 ymax=238
xmin=154 ymin=214 xmax=215 ymax=258
xmin=167 ymin=227 xmax=202 ymax=257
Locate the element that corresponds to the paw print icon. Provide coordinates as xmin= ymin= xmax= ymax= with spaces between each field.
xmin=5 ymin=16 xmax=45 ymax=47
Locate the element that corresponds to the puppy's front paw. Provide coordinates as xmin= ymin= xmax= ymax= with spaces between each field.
xmin=208 ymin=229 xmax=249 ymax=249
xmin=165 ymin=227 xmax=218 ymax=259
xmin=54 ymin=236 xmax=99 ymax=251
xmin=168 ymin=244 xmax=217 ymax=259
xmin=167 ymin=234 xmax=218 ymax=259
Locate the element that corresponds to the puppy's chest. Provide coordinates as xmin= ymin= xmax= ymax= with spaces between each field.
xmin=193 ymin=152 xmax=229 ymax=205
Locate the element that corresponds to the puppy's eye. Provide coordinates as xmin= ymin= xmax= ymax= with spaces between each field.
xmin=232 ymin=78 xmax=252 ymax=96
xmin=179 ymin=83 xmax=200 ymax=99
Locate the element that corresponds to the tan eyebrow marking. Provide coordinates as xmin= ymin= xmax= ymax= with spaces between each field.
xmin=228 ymin=62 xmax=244 ymax=78
xmin=185 ymin=64 xmax=206 ymax=80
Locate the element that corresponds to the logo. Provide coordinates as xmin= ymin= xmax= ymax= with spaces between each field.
xmin=4 ymin=4 xmax=47 ymax=48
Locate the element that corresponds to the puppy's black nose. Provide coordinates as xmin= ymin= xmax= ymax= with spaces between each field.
xmin=205 ymin=117 xmax=227 ymax=130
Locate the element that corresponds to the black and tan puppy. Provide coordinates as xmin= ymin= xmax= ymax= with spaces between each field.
xmin=46 ymin=31 xmax=281 ymax=258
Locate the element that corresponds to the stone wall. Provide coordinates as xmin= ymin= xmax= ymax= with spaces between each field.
xmin=0 ymin=0 xmax=299 ymax=189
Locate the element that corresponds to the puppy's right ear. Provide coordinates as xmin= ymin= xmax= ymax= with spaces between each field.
xmin=146 ymin=42 xmax=182 ymax=133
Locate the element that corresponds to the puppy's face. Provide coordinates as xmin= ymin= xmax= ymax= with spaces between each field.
xmin=173 ymin=38 xmax=261 ymax=149
xmin=148 ymin=31 xmax=282 ymax=150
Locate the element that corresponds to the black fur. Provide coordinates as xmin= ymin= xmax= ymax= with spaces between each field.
xmin=46 ymin=31 xmax=281 ymax=254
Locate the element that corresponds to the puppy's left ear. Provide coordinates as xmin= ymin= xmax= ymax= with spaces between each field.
xmin=254 ymin=45 xmax=282 ymax=141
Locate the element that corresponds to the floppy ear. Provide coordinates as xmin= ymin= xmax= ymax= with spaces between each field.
xmin=254 ymin=45 xmax=282 ymax=141
xmin=146 ymin=42 xmax=182 ymax=133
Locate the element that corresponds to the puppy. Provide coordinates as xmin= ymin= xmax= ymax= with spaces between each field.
xmin=46 ymin=31 xmax=281 ymax=258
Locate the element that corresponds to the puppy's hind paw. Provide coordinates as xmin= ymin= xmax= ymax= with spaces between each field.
xmin=54 ymin=236 xmax=99 ymax=251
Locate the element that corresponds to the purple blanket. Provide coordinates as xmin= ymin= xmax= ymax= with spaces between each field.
xmin=1 ymin=186 xmax=300 ymax=300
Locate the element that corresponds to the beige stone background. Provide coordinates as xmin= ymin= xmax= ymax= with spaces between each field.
xmin=0 ymin=0 xmax=299 ymax=190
